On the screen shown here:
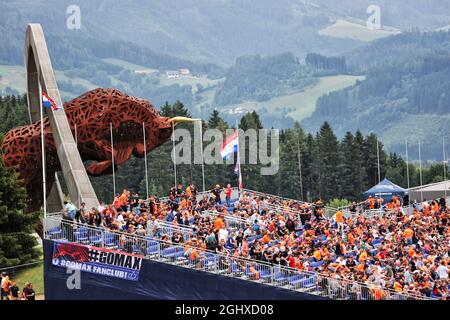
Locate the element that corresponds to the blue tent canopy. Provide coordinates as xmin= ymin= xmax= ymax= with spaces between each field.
xmin=363 ymin=178 xmax=406 ymax=201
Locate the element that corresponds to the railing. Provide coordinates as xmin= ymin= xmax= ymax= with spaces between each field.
xmin=241 ymin=189 xmax=339 ymax=218
xmin=202 ymin=210 xmax=247 ymax=230
xmin=43 ymin=216 xmax=431 ymax=300
xmin=154 ymin=221 xmax=194 ymax=241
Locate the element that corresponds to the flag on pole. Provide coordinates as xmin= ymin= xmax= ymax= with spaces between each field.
xmin=235 ymin=158 xmax=243 ymax=190
xmin=220 ymin=131 xmax=239 ymax=160
xmin=42 ymin=92 xmax=63 ymax=110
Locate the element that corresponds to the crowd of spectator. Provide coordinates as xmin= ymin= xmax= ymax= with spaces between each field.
xmin=59 ymin=183 xmax=449 ymax=300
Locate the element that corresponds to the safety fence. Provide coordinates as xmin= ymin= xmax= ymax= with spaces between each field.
xmin=43 ymin=216 xmax=431 ymax=300
xmin=241 ymin=189 xmax=339 ymax=218
xmin=201 ymin=210 xmax=247 ymax=230
xmin=152 ymin=221 xmax=195 ymax=241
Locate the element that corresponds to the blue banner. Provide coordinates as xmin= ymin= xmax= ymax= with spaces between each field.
xmin=52 ymin=241 xmax=142 ymax=281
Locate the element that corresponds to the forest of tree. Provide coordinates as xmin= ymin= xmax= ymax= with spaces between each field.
xmin=0 ymin=95 xmax=447 ymax=204
xmin=305 ymin=53 xmax=347 ymax=75
xmin=214 ymin=53 xmax=316 ymax=105
xmin=0 ymin=130 xmax=40 ymax=267
xmin=305 ymin=49 xmax=450 ymax=159
xmin=0 ymin=95 xmax=447 ymax=205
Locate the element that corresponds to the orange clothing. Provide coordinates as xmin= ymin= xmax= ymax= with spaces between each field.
xmin=374 ymin=289 xmax=385 ymax=300
xmin=214 ymin=217 xmax=224 ymax=230
xmin=262 ymin=234 xmax=270 ymax=244
xmin=335 ymin=211 xmax=344 ymax=223
xmin=313 ymin=250 xmax=322 ymax=261
xmin=348 ymin=233 xmax=355 ymax=246
xmin=120 ymin=193 xmax=127 ymax=206
xmin=359 ymin=251 xmax=368 ymax=263
xmin=186 ymin=186 xmax=192 ymax=198
xmin=433 ymin=203 xmax=439 ymax=213
xmin=403 ymin=228 xmax=414 ymax=239
xmin=356 ymin=264 xmax=365 ymax=272
xmin=369 ymin=198 xmax=375 ymax=209
xmin=191 ymin=249 xmax=200 ymax=260
xmin=393 ymin=282 xmax=403 ymax=292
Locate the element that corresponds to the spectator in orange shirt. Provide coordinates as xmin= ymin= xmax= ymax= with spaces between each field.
xmin=335 ymin=211 xmax=344 ymax=232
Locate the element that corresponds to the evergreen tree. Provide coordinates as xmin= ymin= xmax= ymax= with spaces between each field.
xmin=340 ymin=131 xmax=357 ymax=200
xmin=317 ymin=122 xmax=340 ymax=201
xmin=363 ymin=133 xmax=387 ymax=188
xmin=0 ymin=134 xmax=40 ymax=267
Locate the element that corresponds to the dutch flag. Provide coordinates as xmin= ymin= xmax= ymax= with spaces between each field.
xmin=220 ymin=131 xmax=239 ymax=160
xmin=42 ymin=92 xmax=63 ymax=111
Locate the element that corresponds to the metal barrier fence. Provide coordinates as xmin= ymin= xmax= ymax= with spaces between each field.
xmin=241 ymin=189 xmax=339 ymax=218
xmin=156 ymin=221 xmax=194 ymax=241
xmin=202 ymin=210 xmax=247 ymax=230
xmin=43 ymin=216 xmax=431 ymax=300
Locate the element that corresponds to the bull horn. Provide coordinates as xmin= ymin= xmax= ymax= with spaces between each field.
xmin=168 ymin=117 xmax=201 ymax=125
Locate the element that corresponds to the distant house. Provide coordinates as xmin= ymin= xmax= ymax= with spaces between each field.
xmin=179 ymin=68 xmax=190 ymax=75
xmin=166 ymin=70 xmax=180 ymax=78
xmin=135 ymin=69 xmax=157 ymax=75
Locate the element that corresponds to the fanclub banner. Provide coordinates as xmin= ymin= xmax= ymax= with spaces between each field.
xmin=52 ymin=241 xmax=143 ymax=281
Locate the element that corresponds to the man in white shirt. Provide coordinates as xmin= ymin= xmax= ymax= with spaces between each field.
xmin=218 ymin=226 xmax=229 ymax=244
xmin=436 ymin=261 xmax=449 ymax=279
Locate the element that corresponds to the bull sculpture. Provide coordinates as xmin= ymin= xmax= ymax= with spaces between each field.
xmin=1 ymin=88 xmax=192 ymax=212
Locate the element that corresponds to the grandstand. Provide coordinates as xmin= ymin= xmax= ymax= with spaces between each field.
xmin=43 ymin=187 xmax=444 ymax=300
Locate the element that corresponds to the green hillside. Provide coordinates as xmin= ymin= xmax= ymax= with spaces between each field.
xmin=318 ymin=19 xmax=400 ymax=42
xmin=304 ymin=42 xmax=450 ymax=159
xmin=218 ymin=74 xmax=363 ymax=122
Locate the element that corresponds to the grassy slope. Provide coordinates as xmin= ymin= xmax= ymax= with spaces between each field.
xmin=14 ymin=262 xmax=44 ymax=297
xmin=0 ymin=65 xmax=26 ymax=93
xmin=217 ymin=75 xmax=364 ymax=122
xmin=103 ymin=58 xmax=222 ymax=93
xmin=380 ymin=114 xmax=450 ymax=147
xmin=318 ymin=19 xmax=400 ymax=42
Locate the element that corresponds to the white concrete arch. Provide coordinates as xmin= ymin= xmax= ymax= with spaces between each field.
xmin=24 ymin=23 xmax=99 ymax=211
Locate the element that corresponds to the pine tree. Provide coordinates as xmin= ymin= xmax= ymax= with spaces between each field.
xmin=317 ymin=122 xmax=340 ymax=201
xmin=352 ymin=130 xmax=367 ymax=199
xmin=0 ymin=134 xmax=40 ymax=267
xmin=340 ymin=131 xmax=357 ymax=200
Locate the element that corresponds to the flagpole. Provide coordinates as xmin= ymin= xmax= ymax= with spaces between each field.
xmin=418 ymin=140 xmax=424 ymax=201
xmin=198 ymin=120 xmax=206 ymax=192
xmin=172 ymin=121 xmax=177 ymax=188
xmin=405 ymin=139 xmax=410 ymax=205
xmin=297 ymin=142 xmax=304 ymax=201
xmin=376 ymin=139 xmax=381 ymax=198
xmin=74 ymin=124 xmax=80 ymax=206
xmin=142 ymin=122 xmax=149 ymax=200
xmin=40 ymin=88 xmax=47 ymax=219
xmin=236 ymin=124 xmax=243 ymax=192
xmin=443 ymin=137 xmax=448 ymax=201
xmin=110 ymin=123 xmax=116 ymax=199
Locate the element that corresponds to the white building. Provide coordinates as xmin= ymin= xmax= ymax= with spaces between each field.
xmin=166 ymin=70 xmax=180 ymax=78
